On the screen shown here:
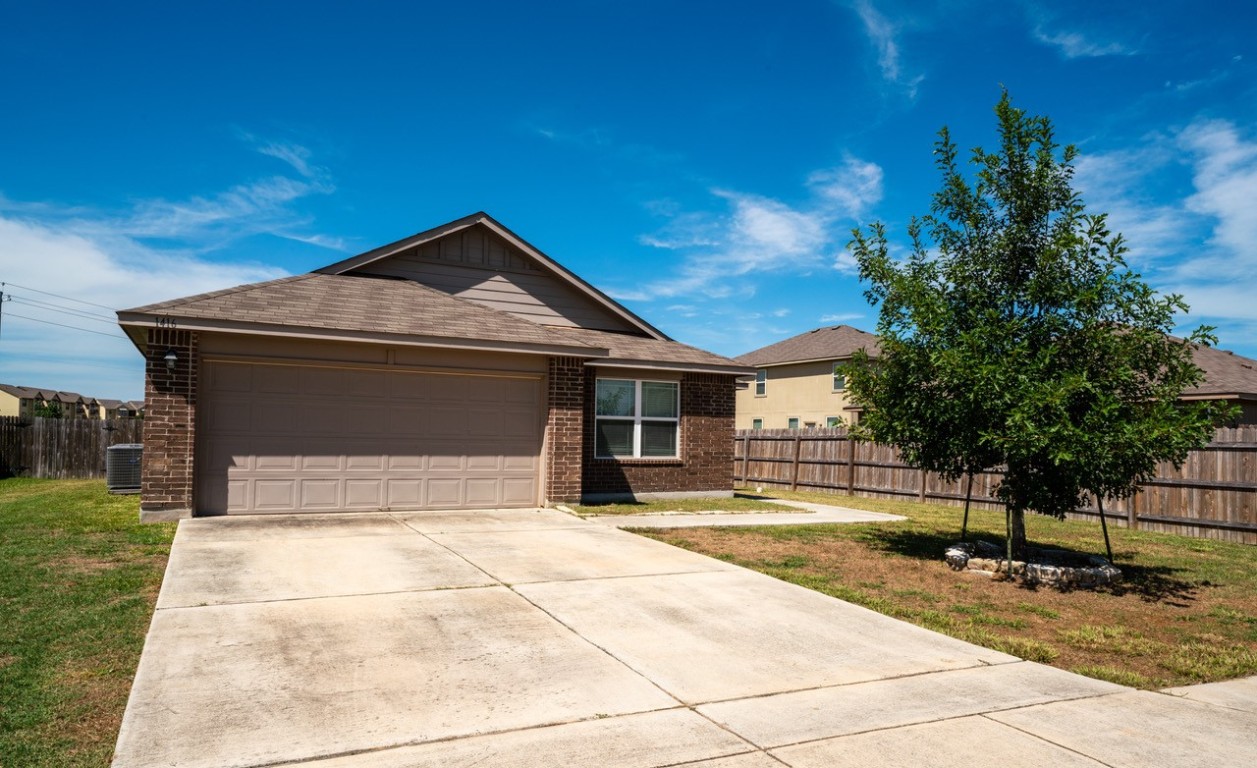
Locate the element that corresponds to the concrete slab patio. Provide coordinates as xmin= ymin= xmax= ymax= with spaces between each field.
xmin=115 ymin=508 xmax=1257 ymax=768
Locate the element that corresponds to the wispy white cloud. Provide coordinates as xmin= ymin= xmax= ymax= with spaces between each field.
xmin=0 ymin=135 xmax=343 ymax=398
xmin=624 ymin=157 xmax=883 ymax=300
xmin=850 ymin=0 xmax=924 ymax=96
xmin=1075 ymin=119 xmax=1257 ymax=350
xmin=820 ymin=312 xmax=864 ymax=323
xmin=1033 ymin=27 xmax=1134 ymax=59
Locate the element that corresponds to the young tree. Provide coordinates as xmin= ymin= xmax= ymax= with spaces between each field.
xmin=845 ymin=92 xmax=1231 ymax=562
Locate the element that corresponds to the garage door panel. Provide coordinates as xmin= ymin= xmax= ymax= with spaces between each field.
xmin=501 ymin=407 xmax=537 ymax=438
xmin=256 ymin=366 xmax=301 ymax=394
xmin=466 ymin=478 xmax=500 ymax=506
xmin=255 ymin=480 xmax=297 ymax=510
xmin=344 ymin=480 xmax=383 ymax=508
xmin=502 ymin=477 xmax=536 ymax=505
xmin=209 ymin=363 xmax=253 ymax=393
xmin=465 ymin=454 xmax=502 ymax=471
xmin=300 ymin=479 xmax=341 ymax=509
xmin=386 ymin=479 xmax=423 ymax=507
xmin=198 ymin=362 xmax=541 ymax=514
xmin=300 ymin=454 xmax=342 ymax=471
xmin=387 ymin=454 xmax=426 ymax=471
xmin=427 ymin=479 xmax=463 ymax=506
xmin=503 ymin=454 xmax=538 ymax=471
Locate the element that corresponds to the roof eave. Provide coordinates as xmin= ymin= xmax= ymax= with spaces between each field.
xmin=741 ymin=353 xmax=872 ymax=368
xmin=585 ymin=358 xmax=756 ymax=376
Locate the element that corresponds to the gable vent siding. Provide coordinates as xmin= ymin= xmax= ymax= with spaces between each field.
xmin=352 ymin=228 xmax=638 ymax=333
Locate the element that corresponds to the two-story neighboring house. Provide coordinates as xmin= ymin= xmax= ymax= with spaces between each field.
xmin=736 ymin=326 xmax=1257 ymax=430
xmin=0 ymin=384 xmax=45 ymax=419
xmin=734 ymin=325 xmax=879 ymax=430
xmin=1182 ymin=344 xmax=1257 ymax=424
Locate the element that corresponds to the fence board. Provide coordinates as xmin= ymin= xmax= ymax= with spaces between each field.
xmin=735 ymin=425 xmax=1257 ymax=544
xmin=0 ymin=416 xmax=143 ymax=479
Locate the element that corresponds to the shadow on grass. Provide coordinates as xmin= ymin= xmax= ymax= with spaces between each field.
xmin=858 ymin=527 xmax=1200 ymax=606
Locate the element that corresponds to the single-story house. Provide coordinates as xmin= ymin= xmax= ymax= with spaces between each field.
xmin=734 ymin=325 xmax=879 ymax=430
xmin=118 ymin=213 xmax=752 ymax=520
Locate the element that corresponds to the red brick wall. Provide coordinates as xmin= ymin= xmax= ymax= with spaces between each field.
xmin=582 ymin=371 xmax=737 ymax=497
xmin=544 ymin=356 xmax=586 ymax=503
xmin=141 ymin=328 xmax=198 ymax=516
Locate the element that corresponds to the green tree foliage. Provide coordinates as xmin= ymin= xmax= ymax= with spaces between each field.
xmin=844 ymin=93 xmax=1233 ymax=560
xmin=33 ymin=402 xmax=61 ymax=419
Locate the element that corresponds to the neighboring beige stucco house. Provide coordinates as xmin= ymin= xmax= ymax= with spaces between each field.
xmin=0 ymin=385 xmax=44 ymax=418
xmin=734 ymin=325 xmax=878 ymax=430
xmin=736 ymin=326 xmax=1257 ymax=430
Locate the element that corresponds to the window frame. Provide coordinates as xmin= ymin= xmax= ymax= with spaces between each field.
xmin=594 ymin=378 xmax=681 ymax=459
xmin=832 ymin=363 xmax=846 ymax=392
xmin=826 ymin=416 xmax=841 ymax=428
xmin=755 ymin=369 xmax=767 ymax=396
xmin=787 ymin=417 xmax=800 ymax=430
xmin=751 ymin=418 xmax=763 ymax=430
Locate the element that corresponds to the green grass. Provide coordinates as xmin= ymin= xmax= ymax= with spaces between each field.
xmin=641 ymin=487 xmax=1257 ymax=689
xmin=0 ymin=478 xmax=175 ymax=767
xmin=569 ymin=494 xmax=794 ymax=517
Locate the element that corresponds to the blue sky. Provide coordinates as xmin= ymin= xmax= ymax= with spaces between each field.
xmin=1 ymin=0 xmax=1255 ymax=401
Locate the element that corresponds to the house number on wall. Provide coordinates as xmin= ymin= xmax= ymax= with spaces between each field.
xmin=154 ymin=316 xmax=178 ymax=328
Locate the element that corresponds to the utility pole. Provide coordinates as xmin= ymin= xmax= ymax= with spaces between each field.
xmin=0 ymin=282 xmax=10 ymax=339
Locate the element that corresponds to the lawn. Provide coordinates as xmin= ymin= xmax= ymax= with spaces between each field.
xmin=0 ymin=478 xmax=175 ymax=768
xmin=569 ymin=494 xmax=792 ymax=516
xmin=639 ymin=489 xmax=1257 ymax=689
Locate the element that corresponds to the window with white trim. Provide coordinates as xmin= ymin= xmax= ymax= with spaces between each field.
xmin=826 ymin=416 xmax=842 ymax=428
xmin=752 ymin=418 xmax=763 ymax=430
xmin=832 ymin=363 xmax=846 ymax=391
xmin=787 ymin=417 xmax=800 ymax=430
xmin=595 ymin=379 xmax=679 ymax=458
xmin=755 ymin=369 xmax=767 ymax=396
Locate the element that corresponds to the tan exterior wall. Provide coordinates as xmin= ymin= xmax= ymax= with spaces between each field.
xmin=735 ymin=360 xmax=858 ymax=430
xmin=0 ymin=392 xmax=21 ymax=417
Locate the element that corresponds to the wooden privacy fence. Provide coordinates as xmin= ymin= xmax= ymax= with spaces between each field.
xmin=734 ymin=425 xmax=1257 ymax=545
xmin=0 ymin=416 xmax=143 ymax=479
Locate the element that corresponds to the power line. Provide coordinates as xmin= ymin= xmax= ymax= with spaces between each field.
xmin=6 ymin=312 xmax=129 ymax=340
xmin=0 ymin=281 xmax=118 ymax=311
xmin=10 ymin=296 xmax=118 ymax=324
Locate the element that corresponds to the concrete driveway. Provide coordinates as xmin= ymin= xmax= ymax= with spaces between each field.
xmin=114 ymin=509 xmax=1257 ymax=768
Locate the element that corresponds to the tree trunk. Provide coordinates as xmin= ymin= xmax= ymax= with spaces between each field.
xmin=1009 ymin=506 xmax=1028 ymax=562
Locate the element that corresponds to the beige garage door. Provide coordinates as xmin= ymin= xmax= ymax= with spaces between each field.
xmin=197 ymin=361 xmax=543 ymax=514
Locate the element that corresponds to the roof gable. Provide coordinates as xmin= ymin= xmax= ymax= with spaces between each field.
xmin=317 ymin=213 xmax=665 ymax=338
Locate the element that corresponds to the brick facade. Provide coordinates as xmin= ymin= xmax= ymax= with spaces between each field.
xmin=140 ymin=328 xmax=198 ymax=519
xmin=581 ymin=371 xmax=737 ymax=497
xmin=544 ymin=356 xmax=586 ymax=503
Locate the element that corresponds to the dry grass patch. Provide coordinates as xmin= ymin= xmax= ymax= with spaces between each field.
xmin=638 ymin=488 xmax=1257 ymax=689
xmin=570 ymin=494 xmax=793 ymax=517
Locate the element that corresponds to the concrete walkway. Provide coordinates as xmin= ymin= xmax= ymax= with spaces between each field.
xmin=582 ymin=497 xmax=906 ymax=528
xmin=114 ymin=509 xmax=1257 ymax=768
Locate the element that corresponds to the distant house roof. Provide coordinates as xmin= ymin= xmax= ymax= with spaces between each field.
xmin=1183 ymin=344 xmax=1257 ymax=400
xmin=0 ymin=384 xmax=44 ymax=399
xmin=736 ymin=325 xmax=880 ymax=367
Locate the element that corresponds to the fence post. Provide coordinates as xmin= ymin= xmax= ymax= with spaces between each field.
xmin=741 ymin=434 xmax=750 ymax=485
xmin=846 ymin=435 xmax=856 ymax=495
xmin=790 ymin=432 xmax=802 ymax=491
xmin=919 ymin=468 xmax=927 ymax=503
xmin=1128 ymin=486 xmax=1139 ymax=530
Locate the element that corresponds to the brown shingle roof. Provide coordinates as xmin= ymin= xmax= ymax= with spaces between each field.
xmin=122 ymin=273 xmax=595 ymax=352
xmin=120 ymin=273 xmax=749 ymax=371
xmin=1185 ymin=344 xmax=1257 ymax=398
xmin=552 ymin=327 xmax=754 ymax=373
xmin=736 ymin=325 xmax=880 ymax=367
